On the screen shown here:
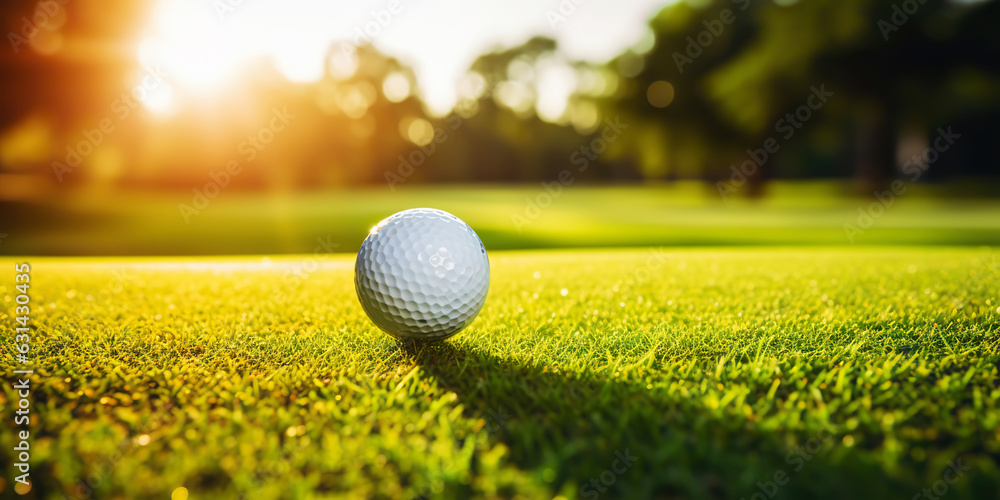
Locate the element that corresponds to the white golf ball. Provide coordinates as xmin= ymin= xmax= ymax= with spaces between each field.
xmin=354 ymin=208 xmax=490 ymax=341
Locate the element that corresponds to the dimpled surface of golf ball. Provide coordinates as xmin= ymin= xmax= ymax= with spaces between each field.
xmin=355 ymin=208 xmax=490 ymax=341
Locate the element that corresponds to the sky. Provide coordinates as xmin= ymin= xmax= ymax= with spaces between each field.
xmin=143 ymin=0 xmax=672 ymax=116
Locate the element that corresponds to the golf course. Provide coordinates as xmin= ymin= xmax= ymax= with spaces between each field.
xmin=2 ymin=192 xmax=999 ymax=498
xmin=4 ymin=182 xmax=1000 ymax=256
xmin=3 ymin=0 xmax=1000 ymax=497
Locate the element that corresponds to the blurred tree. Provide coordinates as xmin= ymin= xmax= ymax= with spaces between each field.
xmin=588 ymin=1 xmax=758 ymax=187
xmin=710 ymin=0 xmax=1000 ymax=190
xmin=0 ymin=0 xmax=153 ymax=185
xmin=596 ymin=0 xmax=1000 ymax=194
xmin=422 ymin=36 xmax=625 ymax=185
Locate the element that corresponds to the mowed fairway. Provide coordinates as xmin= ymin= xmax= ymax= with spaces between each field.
xmin=2 ymin=247 xmax=999 ymax=499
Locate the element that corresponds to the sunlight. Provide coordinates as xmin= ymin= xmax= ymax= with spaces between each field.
xmin=142 ymin=0 xmax=327 ymax=94
xmin=139 ymin=0 xmax=671 ymax=115
xmin=140 ymin=82 xmax=175 ymax=115
xmin=272 ymin=41 xmax=327 ymax=83
xmin=142 ymin=1 xmax=251 ymax=92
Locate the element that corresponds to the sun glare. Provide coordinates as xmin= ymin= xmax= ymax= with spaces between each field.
xmin=140 ymin=83 xmax=175 ymax=115
xmin=272 ymin=42 xmax=327 ymax=83
xmin=142 ymin=0 xmax=331 ymax=100
xmin=143 ymin=0 xmax=249 ymax=92
xmin=138 ymin=0 xmax=663 ymax=116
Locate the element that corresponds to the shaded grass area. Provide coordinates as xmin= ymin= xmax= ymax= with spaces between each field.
xmin=1 ymin=247 xmax=999 ymax=499
xmin=4 ymin=182 xmax=1000 ymax=255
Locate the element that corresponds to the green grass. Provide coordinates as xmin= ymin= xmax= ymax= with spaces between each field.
xmin=2 ymin=247 xmax=1000 ymax=499
xmin=4 ymin=181 xmax=1000 ymax=255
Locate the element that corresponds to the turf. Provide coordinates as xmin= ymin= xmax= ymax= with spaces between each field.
xmin=4 ymin=182 xmax=1000 ymax=255
xmin=1 ymin=247 xmax=999 ymax=499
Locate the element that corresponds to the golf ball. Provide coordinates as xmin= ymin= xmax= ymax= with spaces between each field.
xmin=354 ymin=208 xmax=490 ymax=341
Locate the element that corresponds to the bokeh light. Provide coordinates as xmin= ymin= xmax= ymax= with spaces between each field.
xmin=401 ymin=117 xmax=435 ymax=146
xmin=382 ymin=72 xmax=412 ymax=103
xmin=647 ymin=80 xmax=675 ymax=108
